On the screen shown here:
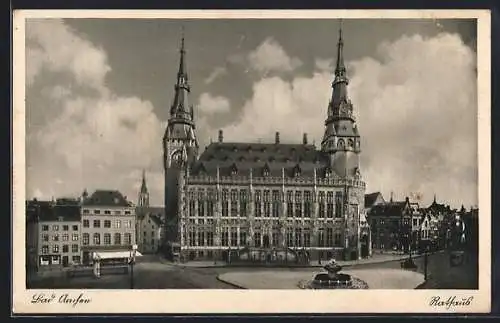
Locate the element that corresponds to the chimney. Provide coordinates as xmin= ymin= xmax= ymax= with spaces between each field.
xmin=218 ymin=129 xmax=223 ymax=143
xmin=303 ymin=133 xmax=308 ymax=145
xmin=275 ymin=132 xmax=280 ymax=144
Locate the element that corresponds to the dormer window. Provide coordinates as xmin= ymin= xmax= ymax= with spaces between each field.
xmin=269 ymin=156 xmax=275 ymax=162
xmin=325 ymin=167 xmax=332 ymax=178
xmin=293 ymin=164 xmax=301 ymax=177
xmin=230 ymin=163 xmax=238 ymax=176
xmin=238 ymin=156 xmax=245 ymax=162
xmin=254 ymin=157 xmax=260 ymax=162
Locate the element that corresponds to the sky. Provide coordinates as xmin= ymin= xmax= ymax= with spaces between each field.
xmin=25 ymin=17 xmax=478 ymax=209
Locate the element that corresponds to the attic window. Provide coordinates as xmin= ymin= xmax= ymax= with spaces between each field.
xmin=293 ymin=165 xmax=301 ymax=177
xmin=238 ymin=156 xmax=245 ymax=162
xmin=230 ymin=164 xmax=238 ymax=176
xmin=325 ymin=168 xmax=332 ymax=178
xmin=261 ymin=147 xmax=266 ymax=152
xmin=233 ymin=146 xmax=238 ymax=152
xmin=254 ymin=157 xmax=260 ymax=162
xmin=269 ymin=156 xmax=275 ymax=162
xmin=247 ymin=146 xmax=252 ymax=152
xmin=263 ymin=166 xmax=270 ymax=177
xmin=114 ymin=197 xmax=120 ymax=204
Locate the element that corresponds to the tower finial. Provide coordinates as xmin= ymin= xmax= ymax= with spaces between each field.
xmin=140 ymin=169 xmax=148 ymax=194
xmin=433 ymin=193 xmax=436 ymax=203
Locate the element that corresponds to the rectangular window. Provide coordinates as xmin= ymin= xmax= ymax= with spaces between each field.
xmin=303 ymin=230 xmax=310 ymax=247
xmin=125 ymin=211 xmax=131 ymax=215
xmin=41 ymin=245 xmax=49 ymax=254
xmin=124 ymin=220 xmax=132 ymax=228
xmin=272 ymin=231 xmax=279 ymax=247
xmin=114 ymin=220 xmax=121 ymax=228
xmin=62 ymin=234 xmax=69 ymax=241
xmin=198 ymin=201 xmax=205 ymax=217
xmin=52 ymin=245 xmax=59 ymax=253
xmin=93 ymin=220 xmax=100 ymax=228
xmin=83 ymin=220 xmax=89 ymax=228
xmin=240 ymin=231 xmax=247 ymax=246
xmin=71 ymin=244 xmax=78 ymax=253
xmin=222 ymin=189 xmax=229 ymax=201
xmin=326 ymin=228 xmax=334 ymax=246
xmin=42 ymin=234 xmax=49 ymax=242
xmin=62 ymin=245 xmax=69 ymax=253
xmin=334 ymin=232 xmax=342 ymax=246
xmin=327 ymin=203 xmax=334 ymax=218
xmin=254 ymin=232 xmax=261 ymax=247
xmin=335 ymin=192 xmax=343 ymax=218
xmin=72 ymin=225 xmax=78 ymax=231
xmin=230 ymin=231 xmax=238 ymax=246
xmin=114 ymin=210 xmax=121 ymax=215
xmin=264 ymin=202 xmax=270 ymax=217
xmin=82 ymin=233 xmax=89 ymax=245
xmin=231 ymin=189 xmax=238 ymax=201
xmin=295 ymin=228 xmax=302 ymax=247
xmin=287 ymin=231 xmax=294 ymax=247
xmin=207 ymin=201 xmax=214 ymax=217
xmin=263 ymin=190 xmax=270 ymax=202
xmin=94 ymin=210 xmax=100 ymax=215
xmin=52 ymin=234 xmax=59 ymax=242
xmin=83 ymin=209 xmax=89 ymax=214
xmin=104 ymin=233 xmax=111 ymax=245
xmin=319 ymin=203 xmax=325 ymax=218
xmin=42 ymin=225 xmax=49 ymax=231
xmin=114 ymin=233 xmax=121 ymax=245
xmin=272 ymin=201 xmax=279 ymax=218
xmin=318 ymin=229 xmax=325 ymax=247
xmin=93 ymin=233 xmax=101 ymax=245
xmin=104 ymin=220 xmax=111 ymax=228
xmin=304 ymin=201 xmax=311 ymax=218
xmin=72 ymin=256 xmax=81 ymax=264
xmin=239 ymin=201 xmax=247 ymax=218
xmin=272 ymin=190 xmax=280 ymax=202
xmin=207 ymin=232 xmax=214 ymax=246
xmin=231 ymin=201 xmax=238 ymax=217
xmin=52 ymin=225 xmax=59 ymax=231
xmin=188 ymin=231 xmax=195 ymax=246
xmin=124 ymin=233 xmax=131 ymax=244
xmin=221 ymin=230 xmax=229 ymax=246
xmin=63 ymin=225 xmax=69 ymax=231
xmin=189 ymin=200 xmax=196 ymax=217
xmin=104 ymin=210 xmax=111 ymax=215
xmin=295 ymin=202 xmax=302 ymax=218
xmin=254 ymin=202 xmax=262 ymax=217
xmin=287 ymin=202 xmax=294 ymax=217
xmin=222 ymin=201 xmax=229 ymax=217
xmin=197 ymin=231 xmax=205 ymax=246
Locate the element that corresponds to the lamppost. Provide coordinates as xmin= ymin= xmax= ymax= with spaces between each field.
xmin=129 ymin=244 xmax=138 ymax=289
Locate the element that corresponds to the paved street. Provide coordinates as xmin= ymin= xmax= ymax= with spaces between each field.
xmin=27 ymin=250 xmax=477 ymax=289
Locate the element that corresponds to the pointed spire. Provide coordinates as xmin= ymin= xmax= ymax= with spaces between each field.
xmin=140 ymin=169 xmax=148 ymax=194
xmin=433 ymin=194 xmax=437 ymax=204
xmin=335 ymin=19 xmax=346 ymax=75
xmin=170 ymin=26 xmax=192 ymax=119
xmin=178 ymin=26 xmax=187 ymax=79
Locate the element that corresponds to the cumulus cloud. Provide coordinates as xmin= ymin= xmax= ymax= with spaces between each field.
xmin=210 ymin=32 xmax=477 ymax=208
xmin=198 ymin=93 xmax=231 ymax=114
xmin=26 ymin=19 xmax=164 ymax=205
xmin=248 ymin=37 xmax=302 ymax=73
xmin=204 ymin=66 xmax=227 ymax=84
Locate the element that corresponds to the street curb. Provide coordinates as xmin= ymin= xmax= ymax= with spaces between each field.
xmin=216 ymin=275 xmax=246 ymax=289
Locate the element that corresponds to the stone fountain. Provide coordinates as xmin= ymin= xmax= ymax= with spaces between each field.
xmin=299 ymin=259 xmax=368 ymax=289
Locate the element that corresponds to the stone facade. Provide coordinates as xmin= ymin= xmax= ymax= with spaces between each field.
xmin=163 ymin=27 xmax=370 ymax=262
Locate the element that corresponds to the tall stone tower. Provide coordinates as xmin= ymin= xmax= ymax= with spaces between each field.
xmin=321 ymin=24 xmax=361 ymax=178
xmin=321 ymin=23 xmax=366 ymax=260
xmin=163 ymin=34 xmax=199 ymax=245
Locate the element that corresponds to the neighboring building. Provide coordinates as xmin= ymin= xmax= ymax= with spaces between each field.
xmin=26 ymin=200 xmax=42 ymax=273
xmin=80 ymin=189 xmax=136 ymax=265
xmin=364 ymin=192 xmax=385 ymax=214
xmin=368 ymin=197 xmax=420 ymax=252
xmin=136 ymin=171 xmax=165 ymax=254
xmin=163 ymin=27 xmax=370 ymax=262
xmin=37 ymin=199 xmax=81 ymax=270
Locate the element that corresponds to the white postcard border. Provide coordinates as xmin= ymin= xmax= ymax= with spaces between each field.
xmin=12 ymin=9 xmax=491 ymax=314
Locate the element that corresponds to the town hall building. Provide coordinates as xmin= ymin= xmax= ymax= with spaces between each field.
xmin=163 ymin=27 xmax=371 ymax=262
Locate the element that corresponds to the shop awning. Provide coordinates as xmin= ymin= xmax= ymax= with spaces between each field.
xmin=94 ymin=250 xmax=143 ymax=260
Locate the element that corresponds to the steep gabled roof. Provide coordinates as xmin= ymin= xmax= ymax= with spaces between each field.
xmin=82 ymin=190 xmax=132 ymax=207
xmin=364 ymin=192 xmax=383 ymax=209
xmin=191 ymin=142 xmax=333 ymax=178
xmin=369 ymin=201 xmax=406 ymax=217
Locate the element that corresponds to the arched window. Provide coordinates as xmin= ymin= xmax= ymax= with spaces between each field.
xmin=337 ymin=139 xmax=345 ymax=149
xmin=348 ymin=139 xmax=354 ymax=148
xmin=230 ymin=163 xmax=238 ymax=176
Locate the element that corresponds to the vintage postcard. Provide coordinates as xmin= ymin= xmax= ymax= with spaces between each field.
xmin=12 ymin=9 xmax=491 ymax=314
